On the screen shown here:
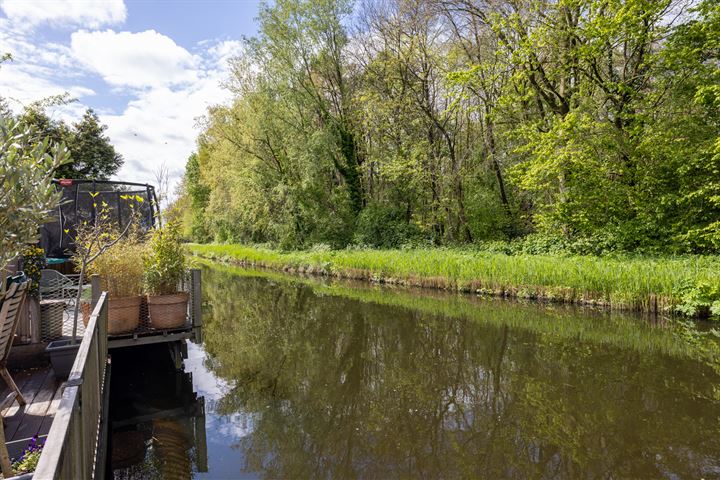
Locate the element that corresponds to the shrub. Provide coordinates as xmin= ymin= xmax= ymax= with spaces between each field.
xmin=144 ymin=222 xmax=186 ymax=295
xmin=353 ymin=203 xmax=422 ymax=248
xmin=89 ymin=239 xmax=146 ymax=298
xmin=0 ymin=115 xmax=69 ymax=269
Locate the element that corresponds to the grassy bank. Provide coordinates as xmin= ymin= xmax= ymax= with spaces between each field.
xmin=188 ymin=243 xmax=720 ymax=317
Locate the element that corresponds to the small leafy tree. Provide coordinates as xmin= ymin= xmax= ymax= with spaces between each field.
xmin=0 ymin=115 xmax=69 ymax=274
xmin=69 ymin=194 xmax=143 ymax=342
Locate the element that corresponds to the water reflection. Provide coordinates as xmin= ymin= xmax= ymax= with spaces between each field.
xmin=195 ymin=264 xmax=720 ymax=479
xmin=110 ymin=345 xmax=207 ymax=479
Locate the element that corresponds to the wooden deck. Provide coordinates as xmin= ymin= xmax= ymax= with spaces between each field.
xmin=0 ymin=364 xmax=63 ymax=460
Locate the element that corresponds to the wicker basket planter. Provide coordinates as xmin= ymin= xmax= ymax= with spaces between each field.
xmin=147 ymin=292 xmax=189 ymax=329
xmin=81 ymin=296 xmax=141 ymax=334
xmin=107 ymin=296 xmax=142 ymax=334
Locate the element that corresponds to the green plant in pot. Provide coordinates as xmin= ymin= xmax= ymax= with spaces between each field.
xmin=143 ymin=222 xmax=188 ymax=329
xmin=88 ymin=239 xmax=146 ymax=334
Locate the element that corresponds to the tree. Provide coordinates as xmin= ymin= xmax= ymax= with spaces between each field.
xmin=63 ymin=108 xmax=123 ymax=180
xmin=182 ymin=0 xmax=719 ymax=254
xmin=0 ymin=115 xmax=69 ymax=271
xmin=18 ymin=107 xmax=122 ymax=180
xmin=183 ymin=153 xmax=211 ymax=242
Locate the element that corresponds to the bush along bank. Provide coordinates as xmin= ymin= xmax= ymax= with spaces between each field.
xmin=187 ymin=244 xmax=720 ymax=319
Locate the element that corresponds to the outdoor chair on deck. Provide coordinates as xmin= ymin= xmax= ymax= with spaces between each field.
xmin=0 ymin=280 xmax=29 ymax=408
xmin=0 ymin=280 xmax=30 ymax=477
xmin=39 ymin=269 xmax=75 ymax=301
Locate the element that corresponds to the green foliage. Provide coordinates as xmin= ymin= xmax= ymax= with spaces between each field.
xmin=181 ymin=0 xmax=719 ymax=256
xmin=64 ymin=109 xmax=123 ymax=179
xmin=674 ymin=280 xmax=720 ymax=318
xmin=353 ymin=203 xmax=423 ymax=248
xmin=18 ymin=106 xmax=122 ymax=180
xmin=143 ymin=222 xmax=186 ymax=295
xmin=0 ymin=114 xmax=69 ymax=268
xmin=189 ymin=243 xmax=720 ymax=317
xmin=182 ymin=153 xmax=211 ymax=242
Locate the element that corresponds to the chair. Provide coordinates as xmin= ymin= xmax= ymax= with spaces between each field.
xmin=39 ymin=269 xmax=75 ymax=300
xmin=0 ymin=280 xmax=29 ymax=477
xmin=0 ymin=280 xmax=29 ymax=409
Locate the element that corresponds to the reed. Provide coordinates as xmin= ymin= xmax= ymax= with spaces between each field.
xmin=188 ymin=243 xmax=720 ymax=316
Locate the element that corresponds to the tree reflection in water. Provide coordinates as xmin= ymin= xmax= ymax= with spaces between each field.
xmin=198 ymin=265 xmax=720 ymax=479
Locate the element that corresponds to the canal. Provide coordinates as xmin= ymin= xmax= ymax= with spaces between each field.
xmin=109 ymin=261 xmax=720 ymax=479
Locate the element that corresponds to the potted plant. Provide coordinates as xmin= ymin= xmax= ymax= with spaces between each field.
xmin=143 ymin=222 xmax=188 ymax=329
xmin=88 ymin=239 xmax=146 ymax=334
xmin=20 ymin=245 xmax=45 ymax=342
xmin=10 ymin=435 xmax=43 ymax=476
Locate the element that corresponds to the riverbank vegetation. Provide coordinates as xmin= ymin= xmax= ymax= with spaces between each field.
xmin=189 ymin=244 xmax=720 ymax=317
xmin=177 ymin=0 xmax=720 ymax=256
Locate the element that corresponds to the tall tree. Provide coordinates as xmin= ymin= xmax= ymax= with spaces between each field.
xmin=63 ymin=108 xmax=123 ymax=180
xmin=19 ymin=107 xmax=122 ymax=180
xmin=182 ymin=0 xmax=719 ymax=253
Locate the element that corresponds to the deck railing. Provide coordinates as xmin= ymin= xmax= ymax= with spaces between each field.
xmin=33 ymin=292 xmax=109 ymax=480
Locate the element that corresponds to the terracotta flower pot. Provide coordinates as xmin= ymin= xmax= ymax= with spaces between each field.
xmin=107 ymin=296 xmax=142 ymax=334
xmin=81 ymin=301 xmax=92 ymax=327
xmin=147 ymin=292 xmax=189 ymax=329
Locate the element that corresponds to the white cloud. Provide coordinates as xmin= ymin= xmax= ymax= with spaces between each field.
xmin=101 ymin=39 xmax=240 ymax=192
xmin=0 ymin=63 xmax=94 ymax=108
xmin=0 ymin=24 xmax=94 ymax=111
xmin=0 ymin=0 xmax=126 ymax=29
xmin=0 ymin=8 xmax=241 ymax=195
xmin=71 ymin=29 xmax=199 ymax=88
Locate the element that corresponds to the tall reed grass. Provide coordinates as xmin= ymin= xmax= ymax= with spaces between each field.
xmin=188 ymin=243 xmax=720 ymax=316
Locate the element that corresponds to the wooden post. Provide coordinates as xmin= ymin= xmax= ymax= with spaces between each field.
xmin=0 ymin=417 xmax=13 ymax=477
xmin=29 ymin=297 xmax=41 ymax=344
xmin=191 ymin=269 xmax=201 ymax=328
xmin=194 ymin=396 xmax=208 ymax=473
xmin=91 ymin=275 xmax=101 ymax=308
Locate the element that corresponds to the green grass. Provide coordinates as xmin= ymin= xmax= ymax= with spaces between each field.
xmin=188 ymin=243 xmax=720 ymax=316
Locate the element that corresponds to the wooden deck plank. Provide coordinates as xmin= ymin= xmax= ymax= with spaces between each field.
xmin=2 ymin=367 xmax=52 ymax=440
xmin=0 ymin=369 xmax=33 ymax=412
xmin=2 ymin=367 xmax=47 ymax=416
xmin=38 ymin=381 xmax=65 ymax=437
xmin=10 ymin=370 xmax=60 ymax=442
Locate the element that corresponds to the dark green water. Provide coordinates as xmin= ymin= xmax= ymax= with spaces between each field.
xmin=113 ymin=262 xmax=720 ymax=479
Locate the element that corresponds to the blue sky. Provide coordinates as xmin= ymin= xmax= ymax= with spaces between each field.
xmin=0 ymin=0 xmax=262 ymax=191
